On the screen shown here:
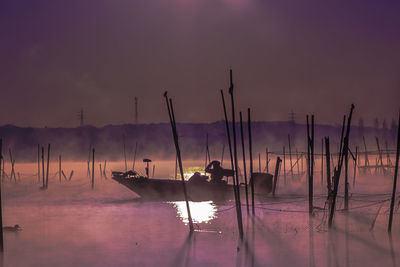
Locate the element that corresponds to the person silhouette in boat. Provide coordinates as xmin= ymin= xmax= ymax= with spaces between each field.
xmin=205 ymin=160 xmax=233 ymax=184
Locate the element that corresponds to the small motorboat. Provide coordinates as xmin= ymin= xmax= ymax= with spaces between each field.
xmin=112 ymin=170 xmax=273 ymax=202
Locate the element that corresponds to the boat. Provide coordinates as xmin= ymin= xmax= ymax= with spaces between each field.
xmin=112 ymin=170 xmax=273 ymax=202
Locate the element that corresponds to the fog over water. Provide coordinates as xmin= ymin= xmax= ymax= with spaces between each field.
xmin=1 ymin=159 xmax=400 ymax=266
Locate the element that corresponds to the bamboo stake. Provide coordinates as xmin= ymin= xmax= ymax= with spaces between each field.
xmin=221 ymin=90 xmax=242 ymax=230
xmin=9 ymin=149 xmax=16 ymax=182
xmin=338 ymin=116 xmax=346 ymax=163
xmin=363 ymin=136 xmax=370 ymax=174
xmin=344 ymin=143 xmax=349 ymax=211
xmin=46 ymin=144 xmax=50 ymax=189
xmin=353 ymin=147 xmax=358 ymax=187
xmin=321 ymin=138 xmax=324 ymax=185
xmin=103 ymin=160 xmax=107 ymax=178
xmin=240 ymin=112 xmax=249 ymax=215
xmin=306 ymin=115 xmax=315 ymax=214
xmin=248 ymin=108 xmax=255 ymax=217
xmin=91 ymin=148 xmax=95 ymax=190
xmin=296 ymin=149 xmax=300 ymax=175
xmin=221 ymin=143 xmax=225 ymax=166
xmin=228 ymin=70 xmax=243 ymax=237
xmin=283 ymin=146 xmax=286 ymax=184
xmin=123 ymin=136 xmax=127 ymax=172
xmin=272 ymin=157 xmax=282 ymax=197
xmin=59 ymin=155 xmax=61 ymax=183
xmin=288 ymin=134 xmax=293 ymax=178
xmin=37 ymin=144 xmax=40 ymax=183
xmin=132 ymin=141 xmax=138 ymax=171
xmin=41 ymin=146 xmax=45 ymax=188
xmin=204 ymin=134 xmax=208 ymax=171
xmin=325 ymin=137 xmax=332 ymax=204
xmin=164 ymin=92 xmax=194 ymax=232
xmin=385 ymin=139 xmax=392 ymax=167
xmin=329 ymin=104 xmax=355 ymax=227
xmin=87 ymin=145 xmax=91 ymax=177
xmin=376 ymin=137 xmax=386 ymax=175
xmin=388 ymin=111 xmax=400 ymax=233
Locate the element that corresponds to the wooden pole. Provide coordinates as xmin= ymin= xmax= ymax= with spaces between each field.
xmin=266 ymin=148 xmax=269 ymax=173
xmin=204 ymin=134 xmax=208 ymax=171
xmin=221 ymin=89 xmax=242 ymax=232
xmin=91 ymin=148 xmax=95 ymax=190
xmin=41 ymin=146 xmax=45 ymax=188
xmin=240 ymin=112 xmax=249 ymax=215
xmin=258 ymin=153 xmax=261 ymax=172
xmin=206 ymin=134 xmax=211 ymax=163
xmin=99 ymin=164 xmax=102 ymax=178
xmin=296 ymin=149 xmax=300 ymax=175
xmin=87 ymin=145 xmax=91 ymax=177
xmin=132 ymin=141 xmax=138 ymax=171
xmin=321 ymin=138 xmax=324 ymax=185
xmin=103 ymin=160 xmax=107 ymax=177
xmin=325 ymin=137 xmax=332 ymax=203
xmin=46 ymin=144 xmax=50 ymax=189
xmin=301 ymin=150 xmax=304 ymax=174
xmin=228 ymin=70 xmax=243 ymax=237
xmin=329 ymin=104 xmax=355 ymax=227
xmin=306 ymin=115 xmax=314 ymax=214
xmin=9 ymin=149 xmax=15 ymax=182
xmin=338 ymin=115 xmax=346 ymax=163
xmin=288 ymin=134 xmax=293 ymax=178
xmin=385 ymin=139 xmax=392 ymax=167
xmin=248 ymin=108 xmax=255 ymax=216
xmin=388 ymin=111 xmax=400 ymax=233
xmin=272 ymin=157 xmax=282 ymax=197
xmin=375 ymin=137 xmax=386 ymax=175
xmin=363 ymin=136 xmax=370 ymax=174
xmin=164 ymin=92 xmax=194 ymax=232
xmin=283 ymin=146 xmax=286 ymax=184
xmin=353 ymin=147 xmax=358 ymax=186
xmin=152 ymin=165 xmax=155 ymax=178
xmin=221 ymin=143 xmax=225 ymax=166
xmin=0 ymin=139 xmax=4 ymax=251
xmin=59 ymin=155 xmax=61 ymax=183
xmin=37 ymin=144 xmax=40 ymax=183
xmin=123 ymin=136 xmax=127 ymax=172
xmin=344 ymin=144 xmax=349 ymax=211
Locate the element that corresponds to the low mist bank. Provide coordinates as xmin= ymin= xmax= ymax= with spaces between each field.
xmin=0 ymin=121 xmax=397 ymax=162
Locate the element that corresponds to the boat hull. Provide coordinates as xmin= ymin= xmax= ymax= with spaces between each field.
xmin=112 ymin=172 xmax=273 ymax=202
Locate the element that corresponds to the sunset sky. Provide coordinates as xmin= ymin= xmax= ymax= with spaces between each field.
xmin=1 ymin=0 xmax=399 ymax=127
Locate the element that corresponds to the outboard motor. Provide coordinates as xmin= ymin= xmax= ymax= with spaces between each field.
xmin=143 ymin=158 xmax=152 ymax=178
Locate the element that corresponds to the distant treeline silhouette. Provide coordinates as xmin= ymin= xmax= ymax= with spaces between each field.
xmin=0 ymin=121 xmax=397 ymax=162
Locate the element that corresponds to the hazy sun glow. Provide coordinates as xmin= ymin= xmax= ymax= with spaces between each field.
xmin=172 ymin=201 xmax=217 ymax=224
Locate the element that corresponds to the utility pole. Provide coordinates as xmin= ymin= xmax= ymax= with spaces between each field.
xmin=78 ymin=109 xmax=84 ymax=126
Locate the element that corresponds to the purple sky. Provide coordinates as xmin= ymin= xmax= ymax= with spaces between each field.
xmin=1 ymin=0 xmax=399 ymax=127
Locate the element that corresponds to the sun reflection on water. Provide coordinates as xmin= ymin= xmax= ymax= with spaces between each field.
xmin=172 ymin=201 xmax=217 ymax=224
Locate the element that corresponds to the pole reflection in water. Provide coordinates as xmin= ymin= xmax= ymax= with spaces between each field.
xmin=172 ymin=201 xmax=217 ymax=224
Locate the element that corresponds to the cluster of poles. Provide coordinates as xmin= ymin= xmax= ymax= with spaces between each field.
xmin=164 ymin=70 xmax=282 ymax=238
xmin=163 ymin=70 xmax=400 ymax=239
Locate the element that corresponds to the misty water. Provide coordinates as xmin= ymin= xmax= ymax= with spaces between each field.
xmin=1 ymin=160 xmax=400 ymax=266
